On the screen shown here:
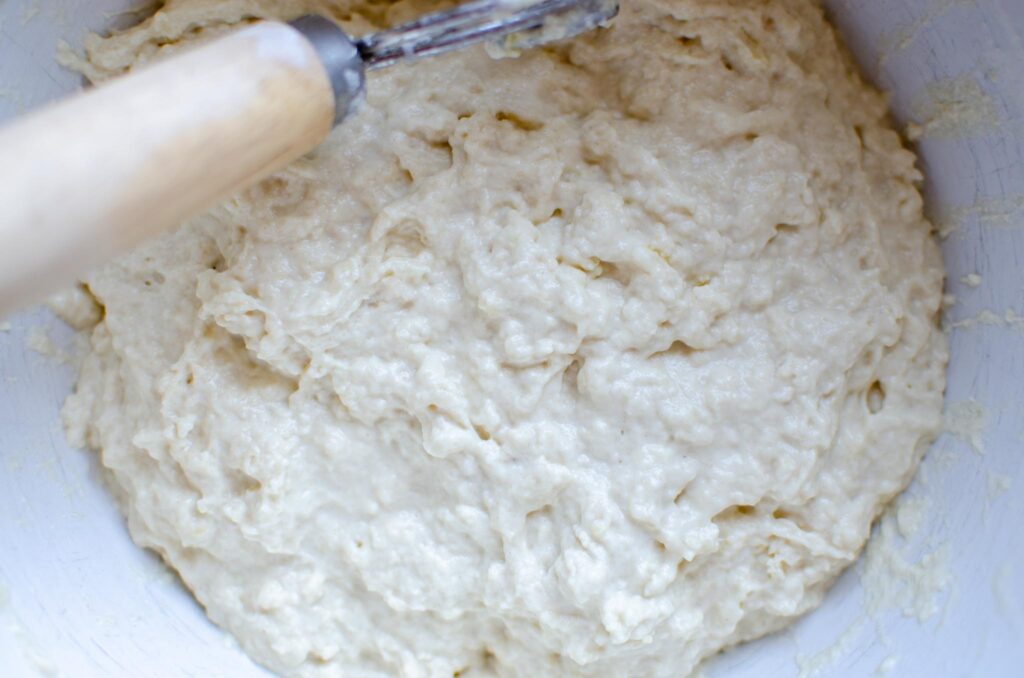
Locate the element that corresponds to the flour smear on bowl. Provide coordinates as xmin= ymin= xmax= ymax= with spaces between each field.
xmin=59 ymin=0 xmax=947 ymax=675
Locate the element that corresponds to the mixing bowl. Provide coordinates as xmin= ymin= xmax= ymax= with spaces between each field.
xmin=1 ymin=1 xmax=1022 ymax=675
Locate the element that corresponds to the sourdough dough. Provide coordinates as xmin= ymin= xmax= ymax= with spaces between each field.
xmin=62 ymin=0 xmax=947 ymax=675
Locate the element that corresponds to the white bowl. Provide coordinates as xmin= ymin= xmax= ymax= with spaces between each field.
xmin=1 ymin=1 xmax=1021 ymax=675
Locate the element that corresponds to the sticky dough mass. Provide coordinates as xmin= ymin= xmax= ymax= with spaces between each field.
xmin=62 ymin=0 xmax=947 ymax=676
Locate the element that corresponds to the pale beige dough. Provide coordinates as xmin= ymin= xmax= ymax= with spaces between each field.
xmin=62 ymin=0 xmax=947 ymax=676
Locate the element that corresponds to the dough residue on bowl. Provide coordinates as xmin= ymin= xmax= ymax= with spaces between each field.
xmin=60 ymin=0 xmax=947 ymax=676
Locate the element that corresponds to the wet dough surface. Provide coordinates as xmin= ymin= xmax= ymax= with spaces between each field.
xmin=63 ymin=0 xmax=947 ymax=675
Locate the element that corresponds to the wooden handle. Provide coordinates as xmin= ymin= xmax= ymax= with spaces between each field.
xmin=0 ymin=21 xmax=336 ymax=315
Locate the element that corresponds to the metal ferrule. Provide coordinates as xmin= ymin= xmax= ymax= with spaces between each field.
xmin=290 ymin=15 xmax=366 ymax=126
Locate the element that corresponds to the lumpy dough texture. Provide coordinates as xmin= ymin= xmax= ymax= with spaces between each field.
xmin=63 ymin=0 xmax=947 ymax=676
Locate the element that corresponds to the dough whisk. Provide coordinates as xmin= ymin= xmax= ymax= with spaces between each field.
xmin=0 ymin=0 xmax=618 ymax=314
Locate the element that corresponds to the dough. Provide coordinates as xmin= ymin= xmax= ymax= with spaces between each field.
xmin=62 ymin=0 xmax=947 ymax=676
